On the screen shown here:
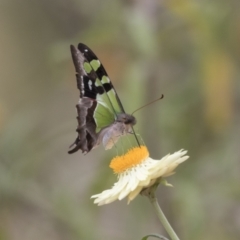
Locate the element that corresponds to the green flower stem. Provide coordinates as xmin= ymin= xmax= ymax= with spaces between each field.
xmin=146 ymin=182 xmax=180 ymax=240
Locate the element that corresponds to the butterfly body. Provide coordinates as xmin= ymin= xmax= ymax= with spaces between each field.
xmin=100 ymin=113 xmax=136 ymax=150
xmin=69 ymin=43 xmax=136 ymax=154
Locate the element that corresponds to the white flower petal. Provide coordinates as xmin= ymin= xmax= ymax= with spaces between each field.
xmin=127 ymin=186 xmax=143 ymax=203
xmin=91 ymin=148 xmax=189 ymax=205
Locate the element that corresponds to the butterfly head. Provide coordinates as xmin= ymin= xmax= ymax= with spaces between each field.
xmin=116 ymin=113 xmax=136 ymax=126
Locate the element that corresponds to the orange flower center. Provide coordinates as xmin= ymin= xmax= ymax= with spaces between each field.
xmin=110 ymin=146 xmax=149 ymax=174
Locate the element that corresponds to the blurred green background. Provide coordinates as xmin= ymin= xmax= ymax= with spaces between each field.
xmin=0 ymin=0 xmax=240 ymax=239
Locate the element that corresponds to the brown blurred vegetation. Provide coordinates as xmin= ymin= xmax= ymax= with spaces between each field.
xmin=0 ymin=0 xmax=240 ymax=239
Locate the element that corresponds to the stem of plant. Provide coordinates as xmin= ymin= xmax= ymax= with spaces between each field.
xmin=145 ymin=182 xmax=180 ymax=240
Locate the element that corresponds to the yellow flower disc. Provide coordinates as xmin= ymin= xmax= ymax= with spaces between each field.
xmin=110 ymin=146 xmax=149 ymax=174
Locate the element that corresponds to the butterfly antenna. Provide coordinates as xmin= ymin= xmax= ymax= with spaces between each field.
xmin=131 ymin=94 xmax=164 ymax=116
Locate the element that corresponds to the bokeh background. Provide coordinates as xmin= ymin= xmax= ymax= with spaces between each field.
xmin=1 ymin=0 xmax=240 ymax=239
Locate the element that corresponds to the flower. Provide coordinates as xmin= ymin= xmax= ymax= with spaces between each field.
xmin=91 ymin=146 xmax=189 ymax=206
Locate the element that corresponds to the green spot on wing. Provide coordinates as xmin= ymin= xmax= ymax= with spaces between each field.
xmin=83 ymin=62 xmax=92 ymax=73
xmin=102 ymin=76 xmax=110 ymax=84
xmin=90 ymin=59 xmax=101 ymax=71
xmin=95 ymin=78 xmax=101 ymax=87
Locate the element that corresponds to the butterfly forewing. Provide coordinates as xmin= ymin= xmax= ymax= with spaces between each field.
xmin=78 ymin=43 xmax=125 ymax=115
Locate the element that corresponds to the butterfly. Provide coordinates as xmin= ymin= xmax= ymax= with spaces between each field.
xmin=68 ymin=43 xmax=138 ymax=154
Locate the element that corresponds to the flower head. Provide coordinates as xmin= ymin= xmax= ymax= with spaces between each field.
xmin=91 ymin=146 xmax=189 ymax=206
